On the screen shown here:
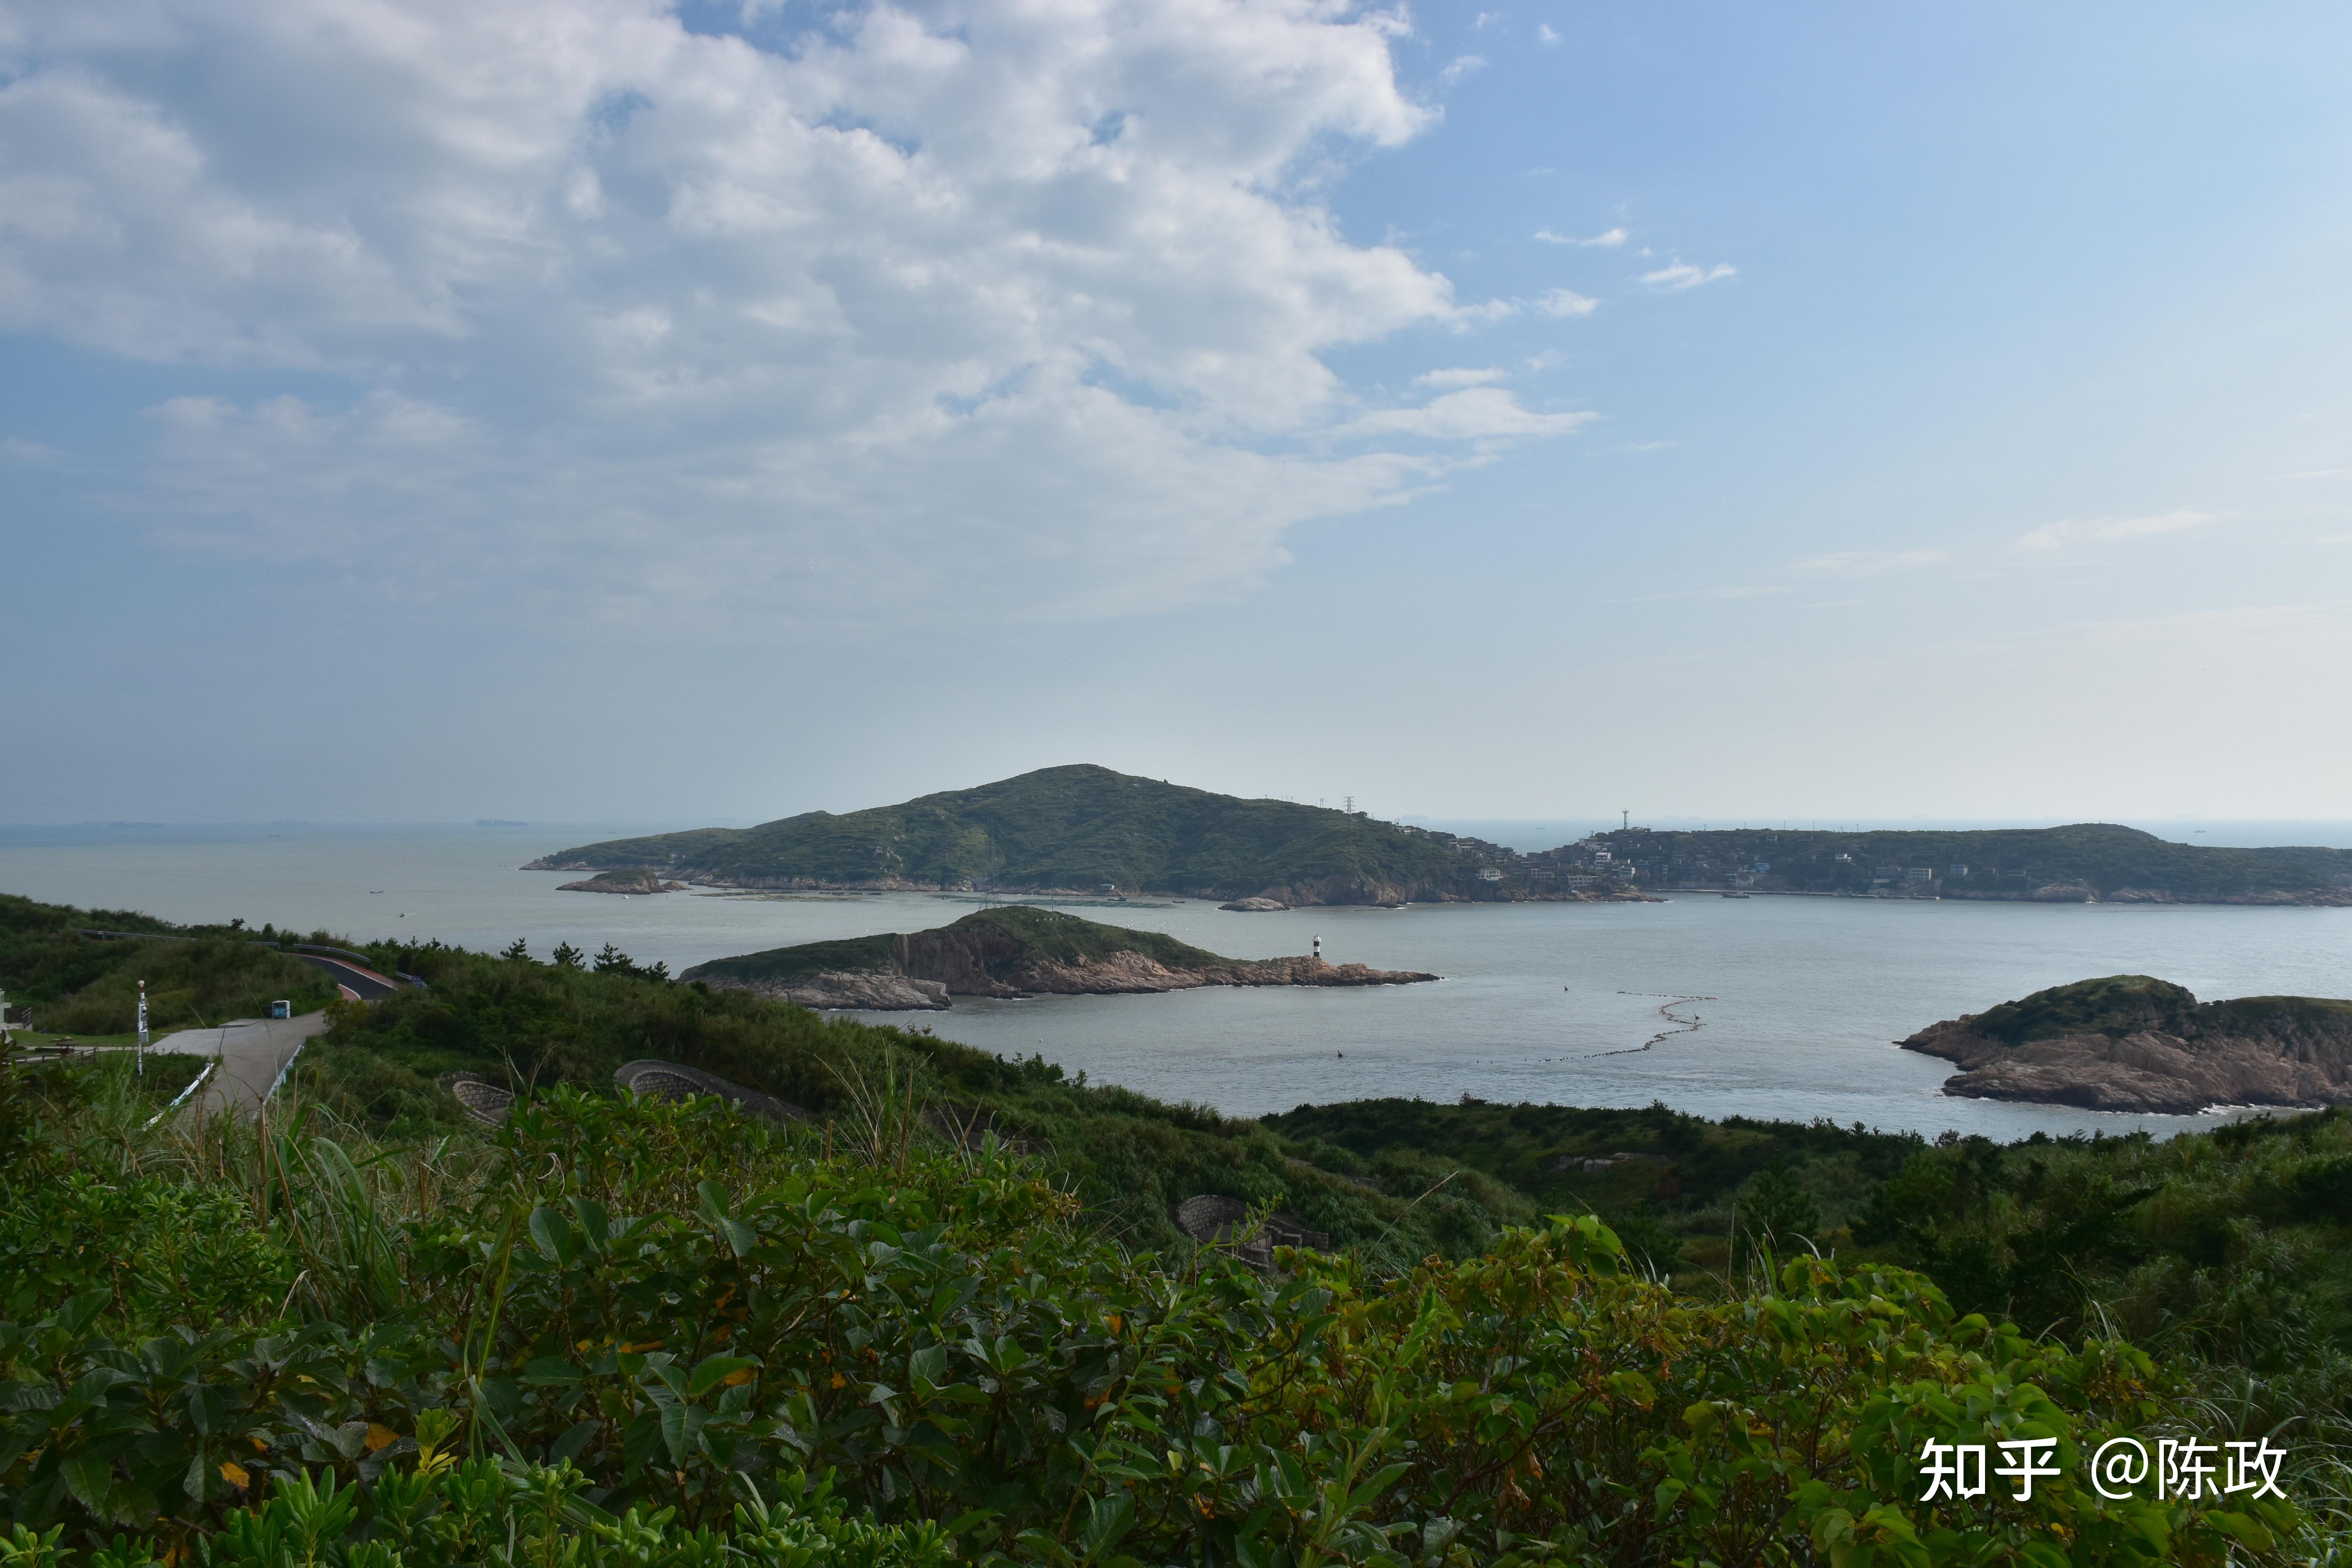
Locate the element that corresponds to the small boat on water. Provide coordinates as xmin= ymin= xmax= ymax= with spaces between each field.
xmin=1720 ymin=891 xmax=1750 ymax=898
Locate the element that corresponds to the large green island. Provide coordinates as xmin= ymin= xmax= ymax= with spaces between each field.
xmin=530 ymin=763 xmax=2352 ymax=906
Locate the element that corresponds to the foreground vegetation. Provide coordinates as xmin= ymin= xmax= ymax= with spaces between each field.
xmin=1270 ymin=1098 xmax=2352 ymax=1430
xmin=0 ymin=895 xmax=336 ymax=1038
xmin=2 ymin=1050 xmax=2321 ymax=1566
xmin=8 ymin=891 xmax=2352 ymax=1561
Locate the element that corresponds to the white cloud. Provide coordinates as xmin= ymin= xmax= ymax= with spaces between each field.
xmin=1416 ymin=367 xmax=1507 ymax=387
xmin=1453 ymin=297 xmax=1520 ymax=325
xmin=1792 ymin=548 xmax=1949 ymax=577
xmin=0 ymin=0 xmax=1579 ymax=628
xmin=1635 ymin=583 xmax=1796 ymax=603
xmin=2 ymin=437 xmax=60 ymax=464
xmin=1534 ymin=226 xmax=1625 ymax=247
xmin=1536 ymin=24 xmax=1561 ymax=45
xmin=2018 ymin=510 xmax=2221 ymax=552
xmin=1344 ymin=388 xmax=1595 ymax=442
xmin=1641 ymin=261 xmax=1737 ymax=290
xmin=1438 ymin=55 xmax=1487 ymax=89
xmin=1473 ymin=12 xmax=1501 ymax=30
xmin=1536 ymin=288 xmax=1598 ymax=318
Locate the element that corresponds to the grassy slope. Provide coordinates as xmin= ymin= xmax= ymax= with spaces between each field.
xmin=287 ymin=932 xmax=1495 ymax=1263
xmin=1587 ymin=821 xmax=2343 ymax=898
xmin=0 ymin=893 xmax=339 ymax=1034
xmin=682 ymin=906 xmax=1247 ymax=987
xmin=681 ymin=932 xmax=899 ymax=986
xmin=535 ymin=763 xmax=1475 ymax=897
xmin=950 ymin=905 xmax=1240 ymax=968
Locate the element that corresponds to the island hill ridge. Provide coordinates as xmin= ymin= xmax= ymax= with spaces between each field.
xmin=678 ymin=905 xmax=1438 ymax=1010
xmin=529 ymin=763 xmax=1651 ymax=908
xmin=1901 ymin=974 xmax=2352 ymax=1114
xmin=530 ymin=763 xmax=2352 ymax=907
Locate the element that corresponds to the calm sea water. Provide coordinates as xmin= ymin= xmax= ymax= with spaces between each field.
xmin=5 ymin=824 xmax=2348 ymax=1139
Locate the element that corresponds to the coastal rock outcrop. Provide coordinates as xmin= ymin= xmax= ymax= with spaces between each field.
xmin=681 ymin=906 xmax=1438 ymax=1011
xmin=768 ymin=973 xmax=952 ymax=1011
xmin=558 ymin=867 xmax=686 ymax=894
xmin=1900 ymin=975 xmax=2352 ymax=1114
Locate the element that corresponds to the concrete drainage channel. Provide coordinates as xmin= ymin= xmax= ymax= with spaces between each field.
xmin=438 ymin=1060 xmax=817 ymax=1129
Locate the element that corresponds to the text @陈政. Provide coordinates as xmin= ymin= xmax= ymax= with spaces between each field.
xmin=1918 ymin=1436 xmax=2286 ymax=1503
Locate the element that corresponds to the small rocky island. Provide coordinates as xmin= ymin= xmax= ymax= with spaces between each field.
xmin=557 ymin=867 xmax=686 ymax=894
xmin=1901 ymin=974 xmax=2352 ymax=1114
xmin=680 ymin=905 xmax=1438 ymax=1011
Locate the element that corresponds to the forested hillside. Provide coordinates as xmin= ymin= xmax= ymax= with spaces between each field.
xmin=526 ymin=764 xmax=1482 ymax=902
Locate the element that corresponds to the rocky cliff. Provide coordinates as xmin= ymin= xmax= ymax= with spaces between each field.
xmin=680 ymin=905 xmax=1438 ymax=1011
xmin=1900 ymin=975 xmax=2352 ymax=1113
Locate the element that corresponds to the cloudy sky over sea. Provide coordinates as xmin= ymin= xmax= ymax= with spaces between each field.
xmin=5 ymin=1 xmax=2349 ymax=826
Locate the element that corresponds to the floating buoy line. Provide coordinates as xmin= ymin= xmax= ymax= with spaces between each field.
xmin=1587 ymin=991 xmax=1717 ymax=1058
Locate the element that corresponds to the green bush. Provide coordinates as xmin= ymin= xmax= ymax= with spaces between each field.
xmin=0 ymin=1084 xmax=2308 ymax=1565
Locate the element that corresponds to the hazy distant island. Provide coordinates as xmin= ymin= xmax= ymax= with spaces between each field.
xmin=1903 ymin=974 xmax=2352 ymax=1113
xmin=527 ymin=764 xmax=2352 ymax=909
xmin=678 ymin=904 xmax=1438 ymax=1010
xmin=556 ymin=867 xmax=686 ymax=895
xmin=1584 ymin=822 xmax=2352 ymax=905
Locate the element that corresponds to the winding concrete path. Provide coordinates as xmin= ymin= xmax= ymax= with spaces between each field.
xmin=150 ymin=1011 xmax=332 ymax=1118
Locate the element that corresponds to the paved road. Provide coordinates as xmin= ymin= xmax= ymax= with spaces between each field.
xmin=291 ymin=953 xmax=403 ymax=1000
xmin=151 ymin=1011 xmax=332 ymax=1118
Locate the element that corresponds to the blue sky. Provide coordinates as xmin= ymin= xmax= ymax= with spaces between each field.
xmin=4 ymin=0 xmax=2348 ymax=826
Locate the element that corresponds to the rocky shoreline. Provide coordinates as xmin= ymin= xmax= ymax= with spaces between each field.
xmin=527 ymin=860 xmax=1656 ymax=908
xmin=724 ymin=951 xmax=1438 ymax=1011
xmin=1900 ymin=976 xmax=2352 ymax=1114
xmin=1218 ymin=887 xmax=1661 ymax=910
xmin=555 ymin=867 xmax=686 ymax=894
